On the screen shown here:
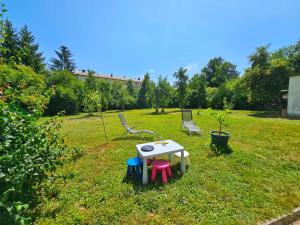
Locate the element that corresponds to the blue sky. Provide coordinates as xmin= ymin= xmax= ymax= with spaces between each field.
xmin=6 ymin=0 xmax=300 ymax=82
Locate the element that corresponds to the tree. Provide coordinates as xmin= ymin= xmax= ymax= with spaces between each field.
xmin=82 ymin=91 xmax=101 ymax=114
xmin=98 ymin=80 xmax=111 ymax=111
xmin=126 ymin=79 xmax=136 ymax=97
xmin=49 ymin=46 xmax=76 ymax=72
xmin=18 ymin=25 xmax=45 ymax=73
xmin=248 ymin=46 xmax=270 ymax=69
xmin=45 ymin=70 xmax=84 ymax=115
xmin=85 ymin=71 xmax=98 ymax=91
xmin=0 ymin=64 xmax=48 ymax=113
xmin=137 ymin=73 xmax=152 ymax=108
xmin=0 ymin=20 xmax=20 ymax=64
xmin=187 ymin=74 xmax=207 ymax=108
xmin=174 ymin=67 xmax=189 ymax=108
xmin=244 ymin=46 xmax=293 ymax=109
xmin=275 ymin=40 xmax=300 ymax=75
xmin=153 ymin=75 xmax=171 ymax=112
xmin=201 ymin=57 xmax=239 ymax=87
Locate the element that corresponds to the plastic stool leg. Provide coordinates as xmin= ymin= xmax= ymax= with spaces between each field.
xmin=135 ymin=166 xmax=142 ymax=179
xmin=126 ymin=166 xmax=131 ymax=176
xmin=162 ymin=169 xmax=167 ymax=184
xmin=166 ymin=167 xmax=172 ymax=178
xmin=151 ymin=168 xmax=157 ymax=182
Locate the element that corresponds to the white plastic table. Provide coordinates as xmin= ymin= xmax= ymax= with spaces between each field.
xmin=136 ymin=140 xmax=186 ymax=184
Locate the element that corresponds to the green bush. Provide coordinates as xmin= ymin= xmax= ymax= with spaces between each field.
xmin=0 ymin=101 xmax=69 ymax=224
xmin=45 ymin=71 xmax=84 ymax=115
xmin=0 ymin=65 xmax=48 ymax=113
xmin=82 ymin=91 xmax=101 ymax=114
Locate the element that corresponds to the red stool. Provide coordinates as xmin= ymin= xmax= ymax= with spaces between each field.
xmin=151 ymin=159 xmax=172 ymax=184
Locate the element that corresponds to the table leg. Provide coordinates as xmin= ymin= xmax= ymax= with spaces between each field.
xmin=180 ymin=150 xmax=186 ymax=174
xmin=142 ymin=158 xmax=148 ymax=184
xmin=168 ymin=153 xmax=173 ymax=162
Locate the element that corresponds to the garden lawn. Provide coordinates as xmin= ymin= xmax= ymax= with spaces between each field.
xmin=36 ymin=109 xmax=300 ymax=225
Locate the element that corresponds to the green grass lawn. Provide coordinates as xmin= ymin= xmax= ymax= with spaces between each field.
xmin=36 ymin=109 xmax=300 ymax=225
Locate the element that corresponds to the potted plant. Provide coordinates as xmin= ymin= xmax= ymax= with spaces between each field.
xmin=208 ymin=108 xmax=231 ymax=146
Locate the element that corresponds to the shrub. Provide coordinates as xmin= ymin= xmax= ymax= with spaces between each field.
xmin=45 ymin=71 xmax=84 ymax=115
xmin=208 ymin=108 xmax=230 ymax=133
xmin=0 ymin=101 xmax=69 ymax=224
xmin=0 ymin=65 xmax=48 ymax=113
xmin=82 ymin=91 xmax=101 ymax=114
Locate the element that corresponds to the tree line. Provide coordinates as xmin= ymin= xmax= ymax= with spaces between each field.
xmin=1 ymin=19 xmax=300 ymax=116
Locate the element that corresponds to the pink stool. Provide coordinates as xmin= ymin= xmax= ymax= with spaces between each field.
xmin=151 ymin=159 xmax=172 ymax=184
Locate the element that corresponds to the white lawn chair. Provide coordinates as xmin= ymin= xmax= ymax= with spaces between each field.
xmin=180 ymin=109 xmax=202 ymax=135
xmin=118 ymin=113 xmax=155 ymax=138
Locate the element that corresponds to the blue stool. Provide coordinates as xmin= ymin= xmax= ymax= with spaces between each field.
xmin=126 ymin=157 xmax=143 ymax=179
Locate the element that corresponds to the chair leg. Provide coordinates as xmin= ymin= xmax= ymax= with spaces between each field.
xmin=166 ymin=167 xmax=172 ymax=178
xmin=162 ymin=169 xmax=168 ymax=184
xmin=135 ymin=166 xmax=142 ymax=179
xmin=151 ymin=168 xmax=157 ymax=182
xmin=126 ymin=166 xmax=132 ymax=176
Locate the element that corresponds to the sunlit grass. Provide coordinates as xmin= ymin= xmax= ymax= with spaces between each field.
xmin=36 ymin=109 xmax=300 ymax=225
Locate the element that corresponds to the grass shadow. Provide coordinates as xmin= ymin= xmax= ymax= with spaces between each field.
xmin=208 ymin=144 xmax=233 ymax=158
xmin=68 ymin=113 xmax=100 ymax=120
xmin=248 ymin=111 xmax=300 ymax=120
xmin=122 ymin=163 xmax=186 ymax=192
xmin=112 ymin=135 xmax=154 ymax=142
xmin=142 ymin=109 xmax=181 ymax=116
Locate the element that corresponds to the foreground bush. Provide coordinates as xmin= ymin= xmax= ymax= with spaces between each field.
xmin=0 ymin=65 xmax=48 ymax=113
xmin=0 ymin=102 xmax=69 ymax=224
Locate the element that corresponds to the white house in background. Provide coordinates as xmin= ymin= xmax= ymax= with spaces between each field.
xmin=287 ymin=75 xmax=300 ymax=116
xmin=74 ymin=70 xmax=142 ymax=87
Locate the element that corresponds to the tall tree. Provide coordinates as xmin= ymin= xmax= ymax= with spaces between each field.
xmin=248 ymin=46 xmax=270 ymax=69
xmin=19 ymin=25 xmax=45 ymax=73
xmin=126 ymin=79 xmax=136 ymax=97
xmin=174 ymin=67 xmax=189 ymax=108
xmin=85 ymin=70 xmax=98 ymax=91
xmin=201 ymin=57 xmax=239 ymax=87
xmin=49 ymin=46 xmax=76 ymax=72
xmin=137 ymin=73 xmax=152 ymax=108
xmin=153 ymin=75 xmax=171 ymax=112
xmin=188 ymin=74 xmax=207 ymax=108
xmin=0 ymin=20 xmax=19 ymax=64
xmin=245 ymin=45 xmax=293 ymax=109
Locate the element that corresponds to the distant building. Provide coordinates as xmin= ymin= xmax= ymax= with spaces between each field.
xmin=74 ymin=70 xmax=142 ymax=87
xmin=287 ymin=75 xmax=300 ymax=116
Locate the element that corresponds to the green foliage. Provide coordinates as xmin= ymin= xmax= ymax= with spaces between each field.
xmin=174 ymin=67 xmax=189 ymax=108
xmin=1 ymin=20 xmax=20 ymax=65
xmin=0 ymin=20 xmax=44 ymax=72
xmin=18 ymin=25 xmax=45 ymax=73
xmin=187 ymin=74 xmax=207 ymax=108
xmin=153 ymin=75 xmax=171 ymax=112
xmin=201 ymin=57 xmax=239 ymax=87
xmin=208 ymin=108 xmax=230 ymax=133
xmin=0 ymin=1 xmax=7 ymax=45
xmin=97 ymin=80 xmax=112 ymax=111
xmin=49 ymin=46 xmax=76 ymax=73
xmin=244 ymin=46 xmax=293 ymax=109
xmin=45 ymin=70 xmax=84 ymax=115
xmin=0 ymin=64 xmax=48 ymax=113
xmin=82 ymin=91 xmax=101 ymax=114
xmin=126 ymin=79 xmax=136 ymax=98
xmin=0 ymin=101 xmax=69 ymax=224
xmin=137 ymin=73 xmax=152 ymax=108
xmin=111 ymin=83 xmax=136 ymax=110
xmin=84 ymin=72 xmax=98 ymax=91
